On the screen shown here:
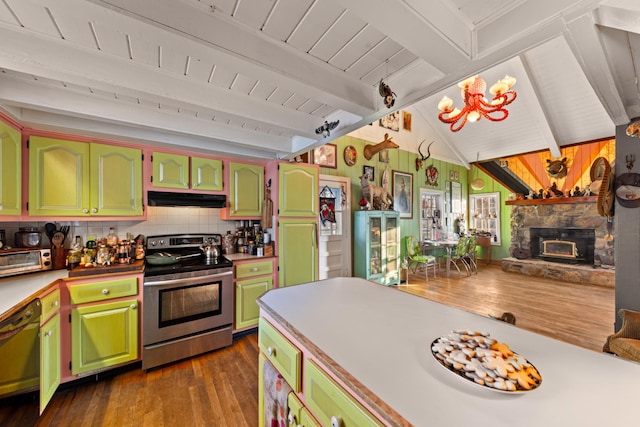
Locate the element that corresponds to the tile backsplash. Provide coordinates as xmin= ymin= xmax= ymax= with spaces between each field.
xmin=0 ymin=207 xmax=243 ymax=248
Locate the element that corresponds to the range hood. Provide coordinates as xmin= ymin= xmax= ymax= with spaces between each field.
xmin=147 ymin=191 xmax=227 ymax=208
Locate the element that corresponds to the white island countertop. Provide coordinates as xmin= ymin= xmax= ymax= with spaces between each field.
xmin=258 ymin=277 xmax=640 ymax=427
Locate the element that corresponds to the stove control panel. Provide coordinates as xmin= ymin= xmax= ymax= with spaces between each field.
xmin=147 ymin=234 xmax=222 ymax=251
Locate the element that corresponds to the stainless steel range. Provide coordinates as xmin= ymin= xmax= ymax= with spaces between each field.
xmin=142 ymin=233 xmax=233 ymax=370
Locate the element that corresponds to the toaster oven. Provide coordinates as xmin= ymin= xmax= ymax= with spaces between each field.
xmin=0 ymin=248 xmax=52 ymax=278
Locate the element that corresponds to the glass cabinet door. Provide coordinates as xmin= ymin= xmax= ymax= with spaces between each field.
xmin=385 ymin=214 xmax=398 ymax=274
xmin=420 ymin=189 xmax=444 ymax=242
xmin=469 ymin=192 xmax=501 ymax=245
xmin=369 ymin=216 xmax=382 ymax=275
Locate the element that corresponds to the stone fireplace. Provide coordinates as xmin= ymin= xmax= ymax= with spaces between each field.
xmin=502 ymin=200 xmax=614 ymax=287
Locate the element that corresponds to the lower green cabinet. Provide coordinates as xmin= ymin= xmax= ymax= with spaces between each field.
xmin=71 ymin=298 xmax=138 ymax=375
xmin=236 ymin=276 xmax=272 ymax=330
xmin=40 ymin=314 xmax=60 ymax=414
xmin=304 ymin=359 xmax=383 ymax=427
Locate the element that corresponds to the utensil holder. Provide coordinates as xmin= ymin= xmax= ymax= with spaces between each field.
xmin=52 ymin=246 xmax=67 ymax=270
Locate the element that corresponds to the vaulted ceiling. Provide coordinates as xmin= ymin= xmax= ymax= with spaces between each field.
xmin=0 ymin=0 xmax=638 ymax=165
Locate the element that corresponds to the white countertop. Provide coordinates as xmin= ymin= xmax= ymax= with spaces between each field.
xmin=0 ymin=270 xmax=69 ymax=320
xmin=259 ymin=277 xmax=640 ymax=427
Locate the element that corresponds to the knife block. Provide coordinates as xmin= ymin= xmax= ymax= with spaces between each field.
xmin=52 ymin=246 xmax=67 ymax=270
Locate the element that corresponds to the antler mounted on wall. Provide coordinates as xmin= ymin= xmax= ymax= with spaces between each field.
xmin=363 ymin=133 xmax=399 ymax=160
xmin=415 ymin=140 xmax=434 ymax=171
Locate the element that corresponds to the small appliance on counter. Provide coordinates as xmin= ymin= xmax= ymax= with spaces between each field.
xmin=0 ymin=248 xmax=52 ymax=278
xmin=14 ymin=227 xmax=42 ymax=248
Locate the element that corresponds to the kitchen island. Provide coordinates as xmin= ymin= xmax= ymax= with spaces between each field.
xmin=258 ymin=277 xmax=640 ymax=426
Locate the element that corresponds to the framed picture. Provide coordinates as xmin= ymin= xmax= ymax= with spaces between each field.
xmin=379 ymin=111 xmax=400 ymax=131
xmin=450 ymin=181 xmax=462 ymax=213
xmin=312 ymin=143 xmax=337 ymax=168
xmin=392 ymin=170 xmax=413 ymax=218
xmin=363 ymin=165 xmax=375 ymax=182
xmin=449 ymin=169 xmax=459 ymax=181
xmin=402 ymin=111 xmax=412 ymax=131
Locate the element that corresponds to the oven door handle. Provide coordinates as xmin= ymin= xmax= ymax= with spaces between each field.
xmin=144 ymin=270 xmax=232 ymax=287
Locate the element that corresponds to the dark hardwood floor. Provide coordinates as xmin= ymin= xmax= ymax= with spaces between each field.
xmin=0 ymin=265 xmax=615 ymax=426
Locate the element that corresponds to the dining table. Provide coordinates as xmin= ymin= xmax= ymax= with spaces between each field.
xmin=423 ymin=238 xmax=460 ymax=277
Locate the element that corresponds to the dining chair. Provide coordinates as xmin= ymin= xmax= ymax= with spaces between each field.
xmin=464 ymin=235 xmax=478 ymax=274
xmin=403 ymin=236 xmax=437 ymax=283
xmin=448 ymin=236 xmax=471 ymax=277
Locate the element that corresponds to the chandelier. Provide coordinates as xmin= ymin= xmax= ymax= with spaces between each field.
xmin=437 ymin=75 xmax=517 ymax=132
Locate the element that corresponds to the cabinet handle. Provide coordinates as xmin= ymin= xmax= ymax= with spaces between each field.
xmin=92 ymin=208 xmax=98 ymax=213
xmin=267 ymin=347 xmax=275 ymax=357
xmin=330 ymin=415 xmax=342 ymax=427
xmin=83 ymin=208 xmax=89 ymax=214
xmin=46 ymin=330 xmax=53 ymax=337
xmin=130 ymin=303 xmax=137 ymax=310
xmin=252 ymin=267 xmax=259 ymax=272
xmin=52 ymin=301 xmax=59 ymax=307
xmin=102 ymin=289 xmax=110 ymax=295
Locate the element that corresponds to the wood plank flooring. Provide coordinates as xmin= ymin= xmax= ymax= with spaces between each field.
xmin=0 ymin=265 xmax=615 ymax=426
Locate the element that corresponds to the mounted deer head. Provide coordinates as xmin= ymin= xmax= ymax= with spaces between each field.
xmin=363 ymin=133 xmax=399 ymax=160
xmin=415 ymin=140 xmax=434 ymax=171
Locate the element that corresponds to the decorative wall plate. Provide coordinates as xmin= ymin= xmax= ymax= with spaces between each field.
xmin=426 ymin=165 xmax=439 ymax=186
xmin=343 ymin=145 xmax=357 ymax=166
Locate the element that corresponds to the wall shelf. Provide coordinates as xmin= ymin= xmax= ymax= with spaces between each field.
xmin=505 ymin=196 xmax=596 ymax=206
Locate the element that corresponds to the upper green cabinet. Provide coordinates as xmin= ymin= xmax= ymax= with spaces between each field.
xmin=152 ymin=152 xmax=189 ymax=189
xmin=192 ymin=156 xmax=223 ymax=191
xmin=278 ymin=163 xmax=318 ymax=218
xmin=152 ymin=152 xmax=223 ymax=191
xmin=226 ymin=162 xmax=264 ymax=218
xmin=0 ymin=120 xmax=22 ymax=216
xmin=29 ymin=136 xmax=143 ymax=217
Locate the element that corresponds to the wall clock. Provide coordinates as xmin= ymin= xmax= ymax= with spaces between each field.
xmin=343 ymin=145 xmax=357 ymax=166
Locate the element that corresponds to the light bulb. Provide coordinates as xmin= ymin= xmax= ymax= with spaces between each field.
xmin=438 ymin=96 xmax=453 ymax=111
xmin=468 ymin=110 xmax=480 ymax=122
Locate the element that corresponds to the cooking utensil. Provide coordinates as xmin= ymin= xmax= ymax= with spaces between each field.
xmin=145 ymin=252 xmax=201 ymax=265
xmin=51 ymin=232 xmax=64 ymax=249
xmin=45 ymin=223 xmax=57 ymax=241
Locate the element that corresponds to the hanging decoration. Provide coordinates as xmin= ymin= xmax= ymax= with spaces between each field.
xmin=315 ymin=120 xmax=340 ymax=138
xmin=319 ymin=185 xmax=336 ymax=225
xmin=378 ymin=78 xmax=396 ymax=108
xmin=437 ymin=75 xmax=517 ymax=132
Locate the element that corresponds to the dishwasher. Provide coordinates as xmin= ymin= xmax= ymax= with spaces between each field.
xmin=0 ymin=299 xmax=42 ymax=396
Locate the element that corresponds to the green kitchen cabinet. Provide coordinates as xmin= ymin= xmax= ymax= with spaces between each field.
xmin=225 ymin=162 xmax=264 ymax=218
xmin=0 ymin=120 xmax=22 ymax=216
xmin=69 ymin=276 xmax=139 ymax=375
xmin=39 ymin=288 xmax=61 ymax=414
xmin=235 ymin=259 xmax=274 ymax=330
xmin=278 ymin=219 xmax=318 ymax=287
xmin=40 ymin=313 xmax=60 ymax=414
xmin=278 ymin=163 xmax=318 ymax=217
xmin=71 ymin=299 xmax=138 ymax=375
xmin=192 ymin=156 xmax=223 ymax=191
xmin=29 ymin=136 xmax=143 ymax=216
xmin=152 ymin=152 xmax=223 ymax=191
xmin=353 ymin=210 xmax=400 ymax=286
xmin=151 ymin=152 xmax=189 ymax=189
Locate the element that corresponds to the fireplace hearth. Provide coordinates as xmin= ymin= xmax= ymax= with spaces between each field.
xmin=529 ymin=227 xmax=595 ymax=265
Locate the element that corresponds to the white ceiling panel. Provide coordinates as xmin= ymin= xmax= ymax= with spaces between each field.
xmin=0 ymin=0 xmax=635 ymax=162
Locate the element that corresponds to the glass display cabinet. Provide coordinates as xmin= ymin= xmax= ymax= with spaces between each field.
xmin=353 ymin=210 xmax=400 ymax=286
xmin=469 ymin=192 xmax=501 ymax=245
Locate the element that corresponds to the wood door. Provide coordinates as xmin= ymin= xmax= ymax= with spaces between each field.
xmin=318 ymin=175 xmax=351 ymax=279
xmin=278 ymin=219 xmax=317 ymax=287
xmin=279 ymin=163 xmax=318 ymax=217
xmin=28 ymin=136 xmax=90 ymax=216
xmin=91 ymin=143 xmax=143 ymax=216
xmin=0 ymin=120 xmax=21 ymax=216
xmin=152 ymin=152 xmax=189 ymax=189
xmin=191 ymin=156 xmax=223 ymax=191
xmin=71 ymin=299 xmax=138 ymax=375
xmin=228 ymin=162 xmax=263 ymax=217
xmin=40 ymin=314 xmax=60 ymax=414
